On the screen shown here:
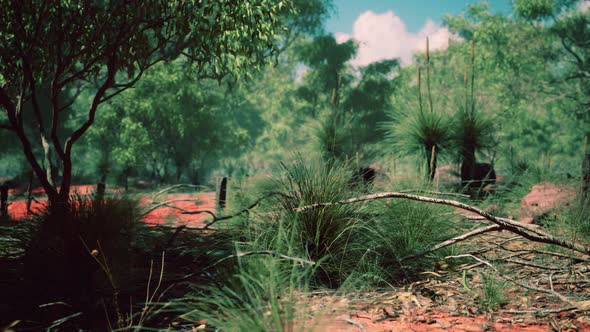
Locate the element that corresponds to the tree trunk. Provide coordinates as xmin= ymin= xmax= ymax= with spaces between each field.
xmin=26 ymin=170 xmax=33 ymax=214
xmin=0 ymin=184 xmax=8 ymax=217
xmin=461 ymin=149 xmax=477 ymax=187
xmin=583 ymin=152 xmax=590 ymax=198
xmin=426 ymin=145 xmax=437 ymax=181
xmin=218 ymin=177 xmax=228 ymax=210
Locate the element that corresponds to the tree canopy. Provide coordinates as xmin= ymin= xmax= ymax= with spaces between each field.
xmin=0 ymin=0 xmax=331 ymax=203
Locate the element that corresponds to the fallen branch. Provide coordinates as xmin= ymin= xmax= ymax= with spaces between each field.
xmin=400 ymin=225 xmax=502 ymax=261
xmin=183 ymin=191 xmax=293 ymax=229
xmin=504 ymin=258 xmax=566 ymax=271
xmin=138 ymin=199 xmax=199 ymax=218
xmin=208 ymin=250 xmax=315 ymax=268
xmin=399 ymin=189 xmax=470 ymax=199
xmin=296 ymin=191 xmax=590 ymax=257
xmin=151 ymin=184 xmax=210 ymax=201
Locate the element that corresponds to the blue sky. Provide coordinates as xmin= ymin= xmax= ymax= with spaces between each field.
xmin=326 ymin=0 xmax=513 ymax=34
xmin=323 ymin=0 xmax=513 ymax=66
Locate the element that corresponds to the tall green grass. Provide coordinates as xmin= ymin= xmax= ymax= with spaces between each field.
xmin=252 ymin=158 xmax=376 ymax=287
xmin=165 ymin=157 xmax=477 ymax=330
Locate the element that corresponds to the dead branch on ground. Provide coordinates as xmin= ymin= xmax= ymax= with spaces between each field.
xmin=295 ymin=191 xmax=590 ymax=257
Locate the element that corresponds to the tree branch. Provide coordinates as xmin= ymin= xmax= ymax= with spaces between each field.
xmin=150 ymin=184 xmax=210 ymax=201
xmin=295 ymin=191 xmax=590 ymax=257
xmin=195 ymin=192 xmax=294 ymax=229
xmin=64 ymin=55 xmax=116 ymax=156
xmin=400 ymin=224 xmax=502 ymax=261
xmin=0 ymin=86 xmax=58 ymax=200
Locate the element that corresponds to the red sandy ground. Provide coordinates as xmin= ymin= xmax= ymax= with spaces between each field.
xmin=306 ymin=287 xmax=590 ymax=332
xmin=139 ymin=192 xmax=217 ymax=226
xmin=6 ymin=185 xmax=215 ymax=228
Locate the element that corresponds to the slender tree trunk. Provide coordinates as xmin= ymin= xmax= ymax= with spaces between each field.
xmin=41 ymin=134 xmax=56 ymax=187
xmin=26 ymin=170 xmax=33 ymax=214
xmin=0 ymin=184 xmax=8 ymax=217
xmin=583 ymin=151 xmax=589 ymax=198
xmin=426 ymin=145 xmax=437 ymax=181
xmin=460 ymin=147 xmax=477 ymax=186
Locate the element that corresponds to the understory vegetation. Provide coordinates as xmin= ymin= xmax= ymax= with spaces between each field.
xmin=1 ymin=0 xmax=590 ymax=330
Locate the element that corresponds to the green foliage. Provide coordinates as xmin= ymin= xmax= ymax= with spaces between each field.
xmin=376 ymin=200 xmax=455 ymax=260
xmin=385 ymin=109 xmax=453 ymax=179
xmin=0 ymin=0 xmax=332 ymax=200
xmin=86 ymin=60 xmax=265 ymax=183
xmin=313 ymin=112 xmax=355 ymax=162
xmin=253 ymin=158 xmax=374 ymax=286
xmin=546 ymin=195 xmax=590 ymax=242
xmin=452 ymin=108 xmax=496 ymax=163
xmin=513 ymin=0 xmax=555 ymax=20
xmin=475 ymin=274 xmax=509 ymax=310
xmin=298 ymin=35 xmax=357 ymax=102
xmin=177 ymin=229 xmax=317 ymax=332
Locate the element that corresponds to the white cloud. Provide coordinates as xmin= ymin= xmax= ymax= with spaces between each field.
xmin=335 ymin=10 xmax=458 ymax=67
xmin=579 ymin=0 xmax=590 ymax=12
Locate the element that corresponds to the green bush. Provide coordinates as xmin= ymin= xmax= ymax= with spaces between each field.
xmin=250 ymin=158 xmax=375 ymax=286
xmin=372 ymin=198 xmax=458 ymax=279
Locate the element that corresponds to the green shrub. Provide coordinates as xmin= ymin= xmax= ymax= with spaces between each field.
xmin=372 ymin=198 xmax=458 ymax=279
xmin=249 ymin=158 xmax=375 ymax=287
xmin=176 ymin=221 xmax=318 ymax=332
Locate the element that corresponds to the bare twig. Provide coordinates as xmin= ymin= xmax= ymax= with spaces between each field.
xmin=401 ymin=225 xmax=502 ymax=261
xmin=498 ymin=246 xmax=589 ymax=263
xmin=446 ymin=254 xmax=496 ymax=269
xmin=504 ymin=258 xmax=565 ymax=271
xmin=398 ymin=189 xmax=470 ymax=199
xmin=150 ymin=184 xmax=210 ymax=201
xmin=499 ymin=273 xmax=576 ymax=307
xmin=337 ymin=316 xmax=367 ymax=332
xmin=209 ymin=250 xmax=315 ymax=268
xmin=139 ymin=199 xmax=201 ymax=218
xmin=194 ymin=191 xmax=293 ymax=229
xmin=501 ymin=306 xmax=580 ymax=315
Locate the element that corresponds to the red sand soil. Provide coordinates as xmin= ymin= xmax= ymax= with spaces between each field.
xmin=519 ymin=182 xmax=577 ymax=224
xmin=139 ymin=192 xmax=217 ymax=227
xmin=303 ymin=288 xmax=590 ymax=332
xmin=6 ymin=185 xmax=215 ymax=228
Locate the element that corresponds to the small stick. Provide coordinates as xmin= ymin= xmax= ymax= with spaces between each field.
xmin=401 ymin=225 xmax=502 ymax=261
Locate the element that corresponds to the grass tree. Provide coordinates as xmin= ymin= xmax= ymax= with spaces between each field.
xmin=453 ymin=41 xmax=496 ymax=187
xmin=385 ymin=38 xmax=452 ymax=181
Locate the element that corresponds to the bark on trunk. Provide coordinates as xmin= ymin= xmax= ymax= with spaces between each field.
xmin=461 ymin=150 xmax=477 ymax=187
xmin=0 ymin=184 xmax=8 ymax=217
xmin=426 ymin=145 xmax=437 ymax=181
xmin=583 ymin=152 xmax=590 ymax=198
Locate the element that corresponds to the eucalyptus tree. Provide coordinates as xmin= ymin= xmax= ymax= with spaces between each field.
xmin=88 ymin=60 xmax=264 ymax=185
xmin=0 ymin=0 xmax=331 ymax=207
xmin=513 ymin=0 xmax=590 ymax=137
